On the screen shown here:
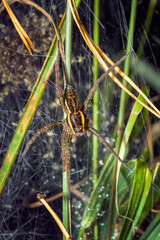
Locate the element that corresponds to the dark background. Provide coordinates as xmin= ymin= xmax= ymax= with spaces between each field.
xmin=0 ymin=0 xmax=160 ymax=239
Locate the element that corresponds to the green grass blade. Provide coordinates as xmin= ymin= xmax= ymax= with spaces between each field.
xmin=119 ymin=87 xmax=150 ymax=159
xmin=140 ymin=214 xmax=160 ymax=240
xmin=63 ymin=1 xmax=73 ymax=236
xmin=119 ymin=159 xmax=152 ymax=240
xmin=136 ymin=0 xmax=158 ymax=60
xmin=106 ymin=87 xmax=149 ymax=239
xmin=65 ymin=0 xmax=73 ymax=83
xmin=124 ymin=108 xmax=149 ymax=159
xmin=137 ymin=62 xmax=160 ymax=92
xmin=116 ymin=0 xmax=138 ymax=151
xmin=93 ymin=0 xmax=100 ymax=183
xmin=137 ymin=164 xmax=160 ymax=227
xmin=93 ymin=0 xmax=100 ymax=238
xmin=77 ymin=155 xmax=114 ymax=239
xmin=63 ymin=171 xmax=70 ymax=236
xmin=107 ymin=1 xmax=137 ymax=237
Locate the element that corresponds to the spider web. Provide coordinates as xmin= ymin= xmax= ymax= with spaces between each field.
xmin=0 ymin=0 xmax=160 ymax=239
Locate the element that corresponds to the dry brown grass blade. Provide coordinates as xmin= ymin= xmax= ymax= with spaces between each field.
xmin=0 ymin=0 xmax=65 ymax=34
xmin=68 ymin=0 xmax=160 ymax=119
xmin=37 ymin=194 xmax=72 ymax=240
xmin=151 ymin=209 xmax=160 ymax=213
xmin=1 ymin=0 xmax=35 ymax=54
xmin=0 ymin=0 xmax=66 ymax=102
xmin=0 ymin=0 xmax=66 ymax=75
xmin=0 ymin=0 xmax=65 ymax=55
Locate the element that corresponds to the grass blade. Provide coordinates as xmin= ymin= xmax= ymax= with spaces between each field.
xmin=117 ymin=0 xmax=137 ymax=152
xmin=77 ymin=155 xmax=114 ymax=239
xmin=119 ymin=87 xmax=150 ymax=160
xmin=93 ymin=0 xmax=100 ymax=238
xmin=63 ymin=1 xmax=73 ymax=236
xmin=119 ymin=159 xmax=152 ymax=240
xmin=140 ymin=214 xmax=160 ymax=240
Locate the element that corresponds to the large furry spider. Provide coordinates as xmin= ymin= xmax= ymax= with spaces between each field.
xmin=20 ymin=26 xmax=132 ymax=185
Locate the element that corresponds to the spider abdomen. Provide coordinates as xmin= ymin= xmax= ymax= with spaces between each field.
xmin=64 ymin=85 xmax=80 ymax=112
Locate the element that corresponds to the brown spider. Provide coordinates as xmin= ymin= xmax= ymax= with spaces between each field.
xmin=20 ymin=26 xmax=132 ymax=186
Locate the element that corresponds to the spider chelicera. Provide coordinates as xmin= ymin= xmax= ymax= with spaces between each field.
xmin=20 ymin=24 xmax=132 ymax=186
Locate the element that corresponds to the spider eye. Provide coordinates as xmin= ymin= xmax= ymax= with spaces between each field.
xmin=64 ymin=85 xmax=80 ymax=113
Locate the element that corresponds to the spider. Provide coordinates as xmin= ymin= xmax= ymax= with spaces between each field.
xmin=20 ymin=25 xmax=132 ymax=187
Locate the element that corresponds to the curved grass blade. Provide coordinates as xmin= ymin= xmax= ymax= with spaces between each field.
xmin=137 ymin=163 xmax=160 ymax=228
xmin=1 ymin=0 xmax=35 ymax=54
xmin=119 ymin=87 xmax=150 ymax=160
xmin=106 ymin=87 xmax=150 ymax=239
xmin=37 ymin=193 xmax=73 ymax=240
xmin=107 ymin=1 xmax=137 ymax=237
xmin=124 ymin=108 xmax=149 ymax=159
xmin=119 ymin=159 xmax=152 ymax=240
xmin=140 ymin=214 xmax=160 ymax=239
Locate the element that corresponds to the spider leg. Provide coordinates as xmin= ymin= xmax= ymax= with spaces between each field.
xmin=82 ymin=50 xmax=132 ymax=110
xmin=89 ymin=126 xmax=133 ymax=172
xmin=50 ymin=17 xmax=68 ymax=88
xmin=51 ymin=20 xmax=69 ymax=112
xmin=57 ymin=40 xmax=68 ymax=88
xmin=19 ymin=120 xmax=64 ymax=162
xmin=55 ymin=46 xmax=68 ymax=113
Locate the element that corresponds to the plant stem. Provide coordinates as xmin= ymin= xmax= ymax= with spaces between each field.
xmin=63 ymin=1 xmax=73 ymax=237
xmin=107 ymin=0 xmax=138 ymax=239
xmin=136 ymin=0 xmax=158 ymax=60
xmin=93 ymin=0 xmax=100 ymax=239
xmin=116 ymin=0 xmax=138 ymax=153
xmin=63 ymin=171 xmax=70 ymax=238
xmin=65 ymin=0 xmax=73 ymax=84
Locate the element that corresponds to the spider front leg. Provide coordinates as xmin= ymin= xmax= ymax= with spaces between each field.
xmin=89 ymin=126 xmax=133 ymax=172
xmin=82 ymin=51 xmax=132 ymax=110
xmin=19 ymin=120 xmax=64 ymax=161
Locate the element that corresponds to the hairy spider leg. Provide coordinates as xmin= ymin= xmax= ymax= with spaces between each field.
xmin=19 ymin=120 xmax=64 ymax=161
xmin=82 ymin=50 xmax=133 ymax=110
xmin=89 ymin=126 xmax=133 ymax=172
xmin=55 ymin=47 xmax=68 ymax=113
